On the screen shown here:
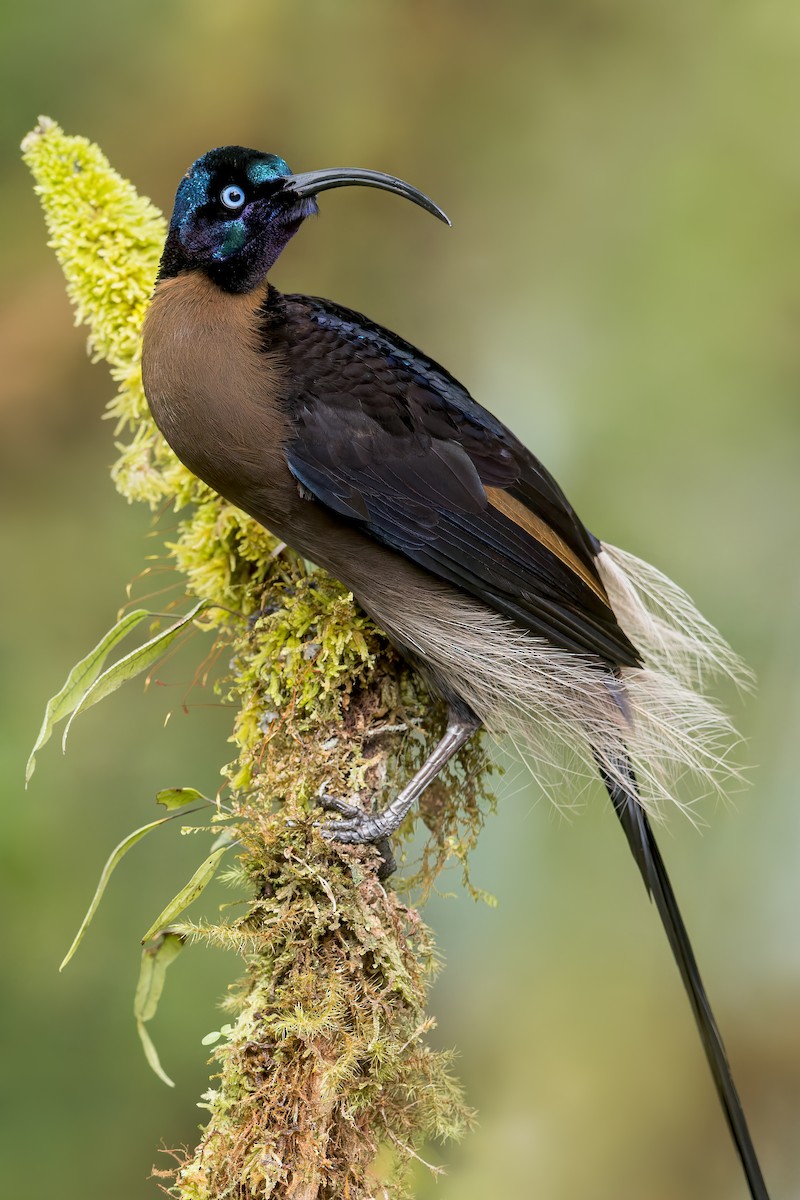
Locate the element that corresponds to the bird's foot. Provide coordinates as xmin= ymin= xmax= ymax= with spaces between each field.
xmin=320 ymin=807 xmax=395 ymax=845
xmin=317 ymin=791 xmax=397 ymax=879
xmin=315 ymin=712 xmax=479 ymax=883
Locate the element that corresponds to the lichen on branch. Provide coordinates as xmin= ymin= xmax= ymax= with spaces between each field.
xmin=23 ymin=117 xmax=494 ymax=1199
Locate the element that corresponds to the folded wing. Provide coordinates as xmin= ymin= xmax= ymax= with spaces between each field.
xmin=273 ymin=292 xmax=641 ymax=669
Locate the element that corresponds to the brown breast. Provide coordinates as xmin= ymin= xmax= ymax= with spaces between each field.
xmin=142 ymin=272 xmax=296 ymax=523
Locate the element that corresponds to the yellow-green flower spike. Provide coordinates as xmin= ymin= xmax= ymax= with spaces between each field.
xmin=22 ymin=116 xmax=163 ymax=378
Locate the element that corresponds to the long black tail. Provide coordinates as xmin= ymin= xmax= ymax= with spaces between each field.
xmin=597 ymin=756 xmax=769 ymax=1200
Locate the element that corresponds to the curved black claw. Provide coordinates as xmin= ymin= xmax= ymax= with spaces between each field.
xmin=375 ymin=837 xmax=396 ymax=881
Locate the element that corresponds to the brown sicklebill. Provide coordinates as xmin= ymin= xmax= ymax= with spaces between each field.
xmin=142 ymin=145 xmax=769 ymax=1199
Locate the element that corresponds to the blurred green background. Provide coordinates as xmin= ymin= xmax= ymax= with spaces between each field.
xmin=2 ymin=1 xmax=799 ymax=1196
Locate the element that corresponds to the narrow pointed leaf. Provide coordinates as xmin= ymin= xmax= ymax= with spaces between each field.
xmin=26 ymin=608 xmax=148 ymax=784
xmin=156 ymin=786 xmax=209 ymax=811
xmin=59 ymin=808 xmax=202 ymax=971
xmin=135 ymin=929 xmax=185 ymax=1020
xmin=61 ymin=600 xmax=208 ymax=752
xmin=141 ymin=845 xmax=227 ymax=944
xmin=135 ymin=931 xmax=185 ymax=1087
xmin=137 ymin=1021 xmax=175 ymax=1088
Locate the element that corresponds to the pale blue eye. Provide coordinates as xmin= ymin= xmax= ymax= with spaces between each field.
xmin=220 ymin=184 xmax=246 ymax=210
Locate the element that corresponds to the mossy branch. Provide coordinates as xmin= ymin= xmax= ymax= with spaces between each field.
xmin=23 ymin=118 xmax=496 ymax=1199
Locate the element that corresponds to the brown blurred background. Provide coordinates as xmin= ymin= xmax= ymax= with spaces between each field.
xmin=2 ymin=2 xmax=799 ymax=1196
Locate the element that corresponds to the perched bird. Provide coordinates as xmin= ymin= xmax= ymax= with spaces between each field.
xmin=142 ymin=146 xmax=768 ymax=1198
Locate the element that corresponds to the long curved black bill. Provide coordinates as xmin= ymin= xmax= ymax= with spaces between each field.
xmin=283 ymin=167 xmax=451 ymax=226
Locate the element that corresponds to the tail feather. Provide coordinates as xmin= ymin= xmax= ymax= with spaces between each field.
xmin=598 ymin=754 xmax=769 ymax=1200
xmin=384 ymin=522 xmax=766 ymax=1190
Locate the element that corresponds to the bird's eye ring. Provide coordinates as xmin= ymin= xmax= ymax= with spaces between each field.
xmin=220 ymin=184 xmax=246 ymax=210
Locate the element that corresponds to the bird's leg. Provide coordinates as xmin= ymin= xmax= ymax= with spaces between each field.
xmin=321 ymin=708 xmax=481 ymax=849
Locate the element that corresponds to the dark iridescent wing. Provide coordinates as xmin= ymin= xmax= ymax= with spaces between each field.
xmin=269 ymin=291 xmax=641 ymax=668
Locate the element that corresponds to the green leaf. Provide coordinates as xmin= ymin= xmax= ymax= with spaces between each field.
xmin=59 ymin=807 xmax=203 ymax=971
xmin=135 ymin=929 xmax=185 ymax=1020
xmin=201 ymin=1022 xmax=233 ymax=1047
xmin=61 ymin=599 xmax=208 ymax=753
xmin=137 ymin=1022 xmax=175 ymax=1088
xmin=135 ymin=931 xmax=185 ymax=1087
xmin=26 ymin=608 xmax=148 ymax=784
xmin=140 ymin=845 xmax=227 ymax=945
xmin=156 ymin=786 xmax=208 ymax=811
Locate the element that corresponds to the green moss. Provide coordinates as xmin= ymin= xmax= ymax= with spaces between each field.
xmin=24 ymin=117 xmax=495 ymax=1200
xmin=173 ymin=819 xmax=474 ymax=1200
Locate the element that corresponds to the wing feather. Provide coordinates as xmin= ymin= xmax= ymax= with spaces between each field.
xmin=270 ymin=291 xmax=641 ymax=669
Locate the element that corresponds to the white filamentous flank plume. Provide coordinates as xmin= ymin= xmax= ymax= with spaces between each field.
xmin=597 ymin=543 xmax=754 ymax=694
xmin=379 ymin=542 xmax=750 ymax=824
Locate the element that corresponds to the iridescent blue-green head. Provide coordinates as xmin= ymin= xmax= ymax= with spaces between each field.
xmin=159 ymin=145 xmax=450 ymax=294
